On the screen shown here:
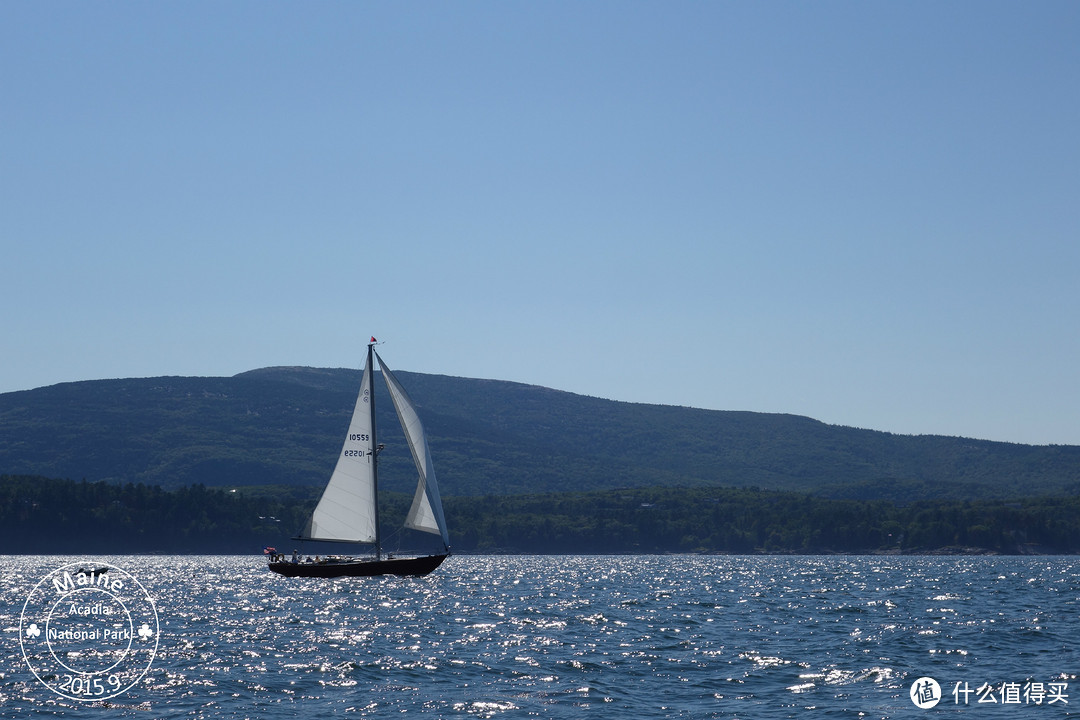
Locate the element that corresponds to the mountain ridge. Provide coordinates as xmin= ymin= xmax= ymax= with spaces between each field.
xmin=2 ymin=367 xmax=1078 ymax=500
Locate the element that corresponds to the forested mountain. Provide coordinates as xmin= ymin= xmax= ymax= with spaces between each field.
xmin=2 ymin=367 xmax=1080 ymax=501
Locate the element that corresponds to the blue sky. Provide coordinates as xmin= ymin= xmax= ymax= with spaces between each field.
xmin=3 ymin=2 xmax=1079 ymax=445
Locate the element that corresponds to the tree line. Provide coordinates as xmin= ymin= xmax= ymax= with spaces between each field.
xmin=2 ymin=475 xmax=1079 ymax=555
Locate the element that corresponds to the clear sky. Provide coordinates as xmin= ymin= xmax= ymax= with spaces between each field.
xmin=3 ymin=2 xmax=1079 ymax=445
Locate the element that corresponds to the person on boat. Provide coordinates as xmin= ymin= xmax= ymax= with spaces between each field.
xmin=291 ymin=549 xmax=298 ymax=563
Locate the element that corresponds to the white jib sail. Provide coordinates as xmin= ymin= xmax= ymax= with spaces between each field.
xmin=376 ymin=352 xmax=450 ymax=549
xmin=304 ymin=357 xmax=378 ymax=543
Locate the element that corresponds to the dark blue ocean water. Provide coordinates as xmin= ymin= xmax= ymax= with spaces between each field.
xmin=3 ymin=555 xmax=1079 ymax=718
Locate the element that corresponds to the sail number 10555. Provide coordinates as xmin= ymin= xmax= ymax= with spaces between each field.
xmin=349 ymin=434 xmax=370 ymax=442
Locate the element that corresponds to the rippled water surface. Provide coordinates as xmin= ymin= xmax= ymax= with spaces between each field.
xmin=3 ymin=555 xmax=1080 ymax=718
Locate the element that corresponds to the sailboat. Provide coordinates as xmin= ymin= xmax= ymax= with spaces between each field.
xmin=268 ymin=339 xmax=450 ymax=578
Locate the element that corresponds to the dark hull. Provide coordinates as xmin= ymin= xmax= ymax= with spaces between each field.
xmin=268 ymin=554 xmax=448 ymax=578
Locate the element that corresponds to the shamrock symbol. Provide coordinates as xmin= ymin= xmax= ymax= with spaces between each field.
xmin=25 ymin=623 xmax=41 ymax=638
xmin=137 ymin=623 xmax=154 ymax=640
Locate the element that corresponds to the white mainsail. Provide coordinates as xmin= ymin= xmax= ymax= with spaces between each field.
xmin=376 ymin=352 xmax=450 ymax=550
xmin=303 ymin=357 xmax=378 ymax=543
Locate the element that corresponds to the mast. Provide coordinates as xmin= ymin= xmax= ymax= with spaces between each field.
xmin=368 ymin=339 xmax=382 ymax=561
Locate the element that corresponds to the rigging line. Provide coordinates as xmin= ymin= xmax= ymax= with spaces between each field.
xmin=382 ymin=524 xmax=407 ymax=551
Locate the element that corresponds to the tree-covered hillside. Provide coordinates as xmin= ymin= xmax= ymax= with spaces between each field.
xmin=3 ymin=475 xmax=1079 ymax=555
xmin=2 ymin=368 xmax=1080 ymax=500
